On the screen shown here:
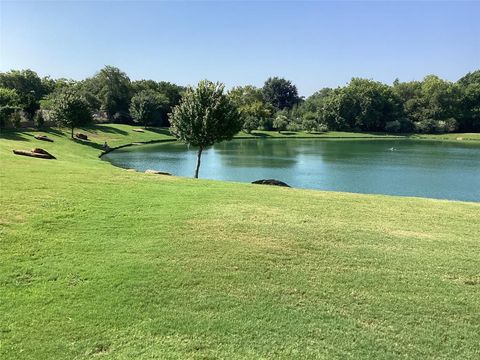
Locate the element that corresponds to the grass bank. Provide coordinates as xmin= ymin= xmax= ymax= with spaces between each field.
xmin=1 ymin=124 xmax=479 ymax=359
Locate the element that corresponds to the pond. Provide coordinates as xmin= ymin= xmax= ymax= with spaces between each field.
xmin=103 ymin=139 xmax=480 ymax=202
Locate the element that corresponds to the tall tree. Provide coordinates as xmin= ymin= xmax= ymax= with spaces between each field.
xmin=50 ymin=89 xmax=92 ymax=138
xmin=169 ymin=80 xmax=242 ymax=178
xmin=262 ymin=77 xmax=300 ymax=111
xmin=0 ymin=69 xmax=49 ymax=119
xmin=0 ymin=88 xmax=21 ymax=128
xmin=131 ymin=80 xmax=184 ymax=125
xmin=320 ymin=79 xmax=402 ymax=132
xmin=130 ymin=90 xmax=169 ymax=128
xmin=457 ymin=70 xmax=480 ymax=131
xmin=84 ymin=66 xmax=131 ymax=120
xmin=228 ymin=86 xmax=271 ymax=133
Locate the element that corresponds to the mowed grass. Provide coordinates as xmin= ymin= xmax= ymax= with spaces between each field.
xmin=1 ymin=124 xmax=479 ymax=359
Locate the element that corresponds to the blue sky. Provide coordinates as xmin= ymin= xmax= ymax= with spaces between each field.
xmin=1 ymin=1 xmax=479 ymax=96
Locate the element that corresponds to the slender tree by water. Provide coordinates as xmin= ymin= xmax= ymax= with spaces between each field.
xmin=169 ymin=80 xmax=242 ymax=178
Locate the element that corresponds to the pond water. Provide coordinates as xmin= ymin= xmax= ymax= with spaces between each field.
xmin=103 ymin=139 xmax=480 ymax=202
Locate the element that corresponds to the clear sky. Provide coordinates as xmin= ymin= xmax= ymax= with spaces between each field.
xmin=1 ymin=1 xmax=479 ymax=96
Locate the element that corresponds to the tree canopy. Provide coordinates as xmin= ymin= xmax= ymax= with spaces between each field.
xmin=83 ymin=66 xmax=132 ymax=120
xmin=1 ymin=66 xmax=479 ymax=134
xmin=228 ymin=86 xmax=271 ymax=133
xmin=262 ymin=77 xmax=300 ymax=111
xmin=0 ymin=88 xmax=21 ymax=128
xmin=0 ymin=69 xmax=48 ymax=118
xmin=130 ymin=90 xmax=169 ymax=128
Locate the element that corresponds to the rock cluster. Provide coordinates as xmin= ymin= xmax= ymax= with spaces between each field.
xmin=13 ymin=148 xmax=56 ymax=159
xmin=34 ymin=135 xmax=54 ymax=142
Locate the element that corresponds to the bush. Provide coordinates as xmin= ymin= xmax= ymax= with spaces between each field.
xmin=273 ymin=115 xmax=288 ymax=132
xmin=242 ymin=115 xmax=261 ymax=134
xmin=317 ymin=124 xmax=328 ymax=132
xmin=414 ymin=119 xmax=434 ymax=133
xmin=413 ymin=119 xmax=456 ymax=134
xmin=34 ymin=110 xmax=45 ymax=128
xmin=261 ymin=117 xmax=273 ymax=131
xmin=385 ymin=120 xmax=401 ymax=133
xmin=112 ymin=111 xmax=132 ymax=124
xmin=10 ymin=111 xmax=22 ymax=128
xmin=0 ymin=105 xmax=18 ymax=128
xmin=398 ymin=118 xmax=414 ymax=133
xmin=286 ymin=122 xmax=300 ymax=132
xmin=442 ymin=118 xmax=458 ymax=132
xmin=302 ymin=118 xmax=318 ymax=132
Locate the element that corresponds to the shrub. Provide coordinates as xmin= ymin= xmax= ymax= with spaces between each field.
xmin=413 ymin=119 xmax=456 ymax=134
xmin=317 ymin=124 xmax=328 ymax=132
xmin=112 ymin=111 xmax=132 ymax=124
xmin=10 ymin=111 xmax=22 ymax=128
xmin=242 ymin=115 xmax=261 ymax=134
xmin=34 ymin=110 xmax=45 ymax=128
xmin=286 ymin=122 xmax=300 ymax=132
xmin=302 ymin=118 xmax=318 ymax=132
xmin=273 ymin=115 xmax=288 ymax=132
xmin=398 ymin=118 xmax=414 ymax=133
xmin=414 ymin=119 xmax=437 ymax=133
xmin=261 ymin=117 xmax=273 ymax=131
xmin=443 ymin=118 xmax=458 ymax=132
xmin=385 ymin=120 xmax=401 ymax=133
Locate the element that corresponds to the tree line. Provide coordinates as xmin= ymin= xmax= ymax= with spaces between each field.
xmin=1 ymin=66 xmax=479 ymax=134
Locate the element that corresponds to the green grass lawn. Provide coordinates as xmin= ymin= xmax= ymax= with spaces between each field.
xmin=1 ymin=125 xmax=479 ymax=359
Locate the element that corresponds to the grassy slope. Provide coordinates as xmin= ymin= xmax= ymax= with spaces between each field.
xmin=1 ymin=125 xmax=479 ymax=359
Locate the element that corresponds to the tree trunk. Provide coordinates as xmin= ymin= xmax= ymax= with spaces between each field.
xmin=71 ymin=125 xmax=74 ymax=139
xmin=194 ymin=147 xmax=203 ymax=178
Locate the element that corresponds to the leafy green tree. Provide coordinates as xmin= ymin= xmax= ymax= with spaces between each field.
xmin=457 ymin=70 xmax=480 ymax=131
xmin=228 ymin=86 xmax=271 ymax=133
xmin=131 ymin=80 xmax=184 ymax=126
xmin=273 ymin=114 xmax=288 ymax=132
xmin=242 ymin=115 xmax=261 ymax=134
xmin=130 ymin=90 xmax=169 ymax=128
xmin=0 ymin=87 xmax=21 ymax=128
xmin=131 ymin=80 xmax=184 ymax=107
xmin=420 ymin=75 xmax=461 ymax=121
xmin=0 ymin=69 xmax=49 ymax=119
xmin=229 ymin=85 xmax=264 ymax=106
xmin=169 ymin=80 xmax=242 ymax=178
xmin=84 ymin=66 xmax=132 ymax=120
xmin=393 ymin=75 xmax=462 ymax=132
xmin=320 ymin=79 xmax=402 ymax=132
xmin=262 ymin=77 xmax=300 ymax=111
xmin=302 ymin=88 xmax=333 ymax=114
xmin=155 ymin=81 xmax=185 ymax=110
xmin=50 ymin=89 xmax=93 ymax=138
xmin=302 ymin=112 xmax=320 ymax=132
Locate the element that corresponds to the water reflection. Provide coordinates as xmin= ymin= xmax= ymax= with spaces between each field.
xmin=103 ymin=139 xmax=480 ymax=202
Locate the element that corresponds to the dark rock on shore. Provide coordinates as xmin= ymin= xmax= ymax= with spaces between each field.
xmin=252 ymin=179 xmax=290 ymax=187
xmin=145 ymin=169 xmax=172 ymax=176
